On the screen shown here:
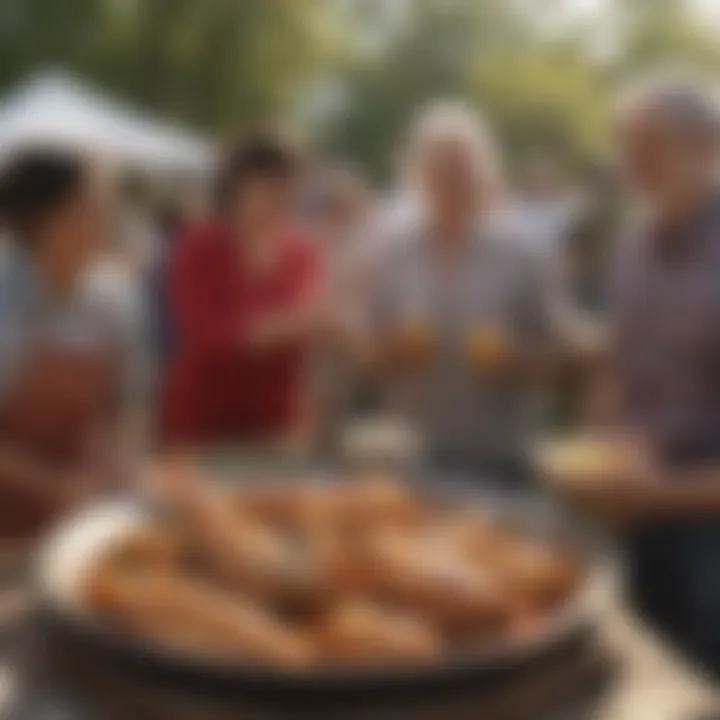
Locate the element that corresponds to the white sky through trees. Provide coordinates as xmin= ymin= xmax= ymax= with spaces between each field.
xmin=568 ymin=0 xmax=720 ymax=23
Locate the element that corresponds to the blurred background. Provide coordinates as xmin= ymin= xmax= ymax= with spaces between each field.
xmin=3 ymin=2 xmax=720 ymax=719
xmin=0 ymin=0 xmax=718 ymax=176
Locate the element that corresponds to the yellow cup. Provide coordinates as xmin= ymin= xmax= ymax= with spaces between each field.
xmin=464 ymin=325 xmax=511 ymax=372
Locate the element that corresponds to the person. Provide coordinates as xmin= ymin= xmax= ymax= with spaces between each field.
xmin=86 ymin=169 xmax=157 ymax=406
xmin=511 ymin=152 xmax=581 ymax=257
xmin=115 ymin=171 xmax=164 ymax=276
xmin=304 ymin=164 xmax=374 ymax=456
xmin=574 ymin=74 xmax=720 ymax=678
xmin=365 ymin=102 xmax=578 ymax=479
xmin=0 ymin=148 xmax=137 ymax=539
xmin=158 ymin=132 xmax=321 ymax=448
xmin=145 ymin=182 xmax=209 ymax=390
xmin=563 ymin=162 xmax=623 ymax=314
xmin=144 ymin=200 xmax=184 ymax=382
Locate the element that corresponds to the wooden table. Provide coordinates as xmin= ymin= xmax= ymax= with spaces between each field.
xmin=593 ymin=577 xmax=720 ymax=720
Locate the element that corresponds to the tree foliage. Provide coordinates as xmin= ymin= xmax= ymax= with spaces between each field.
xmin=0 ymin=0 xmax=335 ymax=135
xmin=328 ymin=0 xmax=720 ymax=178
xmin=0 ymin=0 xmax=717 ymax=178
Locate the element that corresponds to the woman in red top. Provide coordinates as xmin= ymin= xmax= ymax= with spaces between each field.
xmin=159 ymin=132 xmax=320 ymax=447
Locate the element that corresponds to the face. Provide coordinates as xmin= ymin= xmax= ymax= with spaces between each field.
xmin=40 ymin=175 xmax=108 ymax=276
xmin=230 ymin=175 xmax=295 ymax=234
xmin=418 ymin=137 xmax=484 ymax=222
xmin=617 ymin=106 xmax=715 ymax=205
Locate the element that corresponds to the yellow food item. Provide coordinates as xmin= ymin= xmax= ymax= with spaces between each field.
xmin=364 ymin=531 xmax=511 ymax=638
xmin=536 ymin=436 xmax=623 ymax=486
xmin=84 ymin=567 xmax=313 ymax=666
xmin=84 ymin=473 xmax=582 ymax=668
xmin=493 ymin=541 xmax=579 ymax=609
xmin=315 ymin=600 xmax=442 ymax=665
xmin=464 ymin=326 xmax=511 ymax=371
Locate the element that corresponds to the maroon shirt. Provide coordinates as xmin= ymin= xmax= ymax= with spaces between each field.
xmin=158 ymin=222 xmax=318 ymax=446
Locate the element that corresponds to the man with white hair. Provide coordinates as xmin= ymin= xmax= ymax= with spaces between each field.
xmin=365 ymin=101 xmax=576 ymax=479
xmin=581 ymin=73 xmax=720 ymax=675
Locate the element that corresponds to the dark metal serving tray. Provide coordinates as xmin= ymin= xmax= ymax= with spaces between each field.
xmin=32 ymin=472 xmax=611 ymax=703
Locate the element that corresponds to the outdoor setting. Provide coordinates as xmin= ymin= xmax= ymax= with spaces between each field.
xmin=1 ymin=1 xmax=720 ymax=718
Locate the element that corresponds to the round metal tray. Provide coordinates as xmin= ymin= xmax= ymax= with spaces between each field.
xmin=33 ymin=478 xmax=611 ymax=698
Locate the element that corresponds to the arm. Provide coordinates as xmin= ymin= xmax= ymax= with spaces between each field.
xmin=0 ymin=443 xmax=89 ymax=511
xmin=353 ymin=240 xmax=407 ymax=372
xmin=523 ymin=245 xmax=605 ymax=380
xmin=247 ymin=240 xmax=322 ymax=350
xmin=592 ymin=466 xmax=720 ymax=523
xmin=566 ymin=436 xmax=720 ymax=523
xmin=645 ymin=468 xmax=720 ymax=518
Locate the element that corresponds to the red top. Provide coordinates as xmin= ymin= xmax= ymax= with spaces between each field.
xmin=158 ymin=221 xmax=318 ymax=446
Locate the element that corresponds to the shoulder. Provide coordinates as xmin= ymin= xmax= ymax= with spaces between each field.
xmin=0 ymin=247 xmax=35 ymax=317
xmin=0 ymin=250 xmax=31 ymax=393
xmin=476 ymin=212 xmax=565 ymax=298
xmin=480 ymin=210 xmax=551 ymax=268
xmin=370 ymin=212 xmax=427 ymax=274
xmin=0 ymin=250 xmax=33 ymax=360
xmin=609 ymin=217 xmax=650 ymax=274
xmin=0 ymin=248 xmax=17 ymax=304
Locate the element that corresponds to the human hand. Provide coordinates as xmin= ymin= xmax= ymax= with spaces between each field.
xmin=464 ymin=325 xmax=518 ymax=377
xmin=564 ymin=435 xmax=663 ymax=523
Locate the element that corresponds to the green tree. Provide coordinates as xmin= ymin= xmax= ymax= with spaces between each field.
xmin=326 ymin=0 xmax=605 ymax=178
xmin=610 ymin=0 xmax=720 ymax=75
xmin=0 ymin=0 xmax=337 ymax=134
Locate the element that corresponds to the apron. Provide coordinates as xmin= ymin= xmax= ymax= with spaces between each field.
xmin=0 ymin=341 xmax=120 ymax=539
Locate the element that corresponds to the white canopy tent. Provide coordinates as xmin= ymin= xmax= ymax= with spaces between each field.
xmin=0 ymin=73 xmax=212 ymax=174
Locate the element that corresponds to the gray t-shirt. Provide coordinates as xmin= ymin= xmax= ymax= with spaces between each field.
xmin=0 ymin=250 xmax=139 ymax=404
xmin=368 ymin=215 xmax=570 ymax=465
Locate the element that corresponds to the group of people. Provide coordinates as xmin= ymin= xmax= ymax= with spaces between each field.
xmin=2 ymin=72 xmax=720 ymax=677
xmin=159 ymin=104 xmax=589 ymax=470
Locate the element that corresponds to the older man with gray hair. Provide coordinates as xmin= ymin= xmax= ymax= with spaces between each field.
xmin=365 ymin=100 xmax=583 ymax=479
xmin=584 ymin=71 xmax=720 ymax=676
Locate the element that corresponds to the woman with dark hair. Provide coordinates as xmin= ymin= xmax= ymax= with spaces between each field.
xmin=158 ymin=132 xmax=321 ymax=447
xmin=0 ymin=148 xmax=135 ymax=538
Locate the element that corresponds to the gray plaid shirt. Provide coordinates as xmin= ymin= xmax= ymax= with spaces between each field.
xmin=611 ymin=195 xmax=720 ymax=463
xmin=369 ymin=215 xmax=570 ymax=465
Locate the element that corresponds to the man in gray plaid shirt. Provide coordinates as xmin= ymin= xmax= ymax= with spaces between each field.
xmin=586 ymin=73 xmax=720 ymax=677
